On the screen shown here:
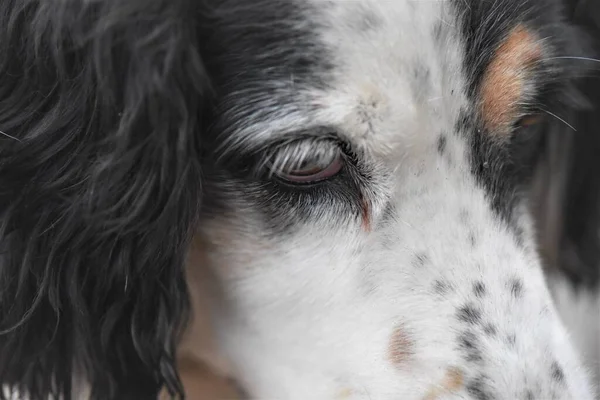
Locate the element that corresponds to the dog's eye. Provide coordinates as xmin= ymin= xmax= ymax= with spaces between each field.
xmin=278 ymin=153 xmax=343 ymax=183
xmin=516 ymin=114 xmax=544 ymax=128
xmin=272 ymin=145 xmax=344 ymax=184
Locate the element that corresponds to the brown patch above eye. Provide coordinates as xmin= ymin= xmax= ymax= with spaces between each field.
xmin=480 ymin=25 xmax=543 ymax=135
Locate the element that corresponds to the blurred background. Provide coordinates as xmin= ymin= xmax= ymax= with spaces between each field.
xmin=532 ymin=0 xmax=600 ymax=390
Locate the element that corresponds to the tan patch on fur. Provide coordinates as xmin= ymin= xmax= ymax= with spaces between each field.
xmin=388 ymin=325 xmax=414 ymax=366
xmin=480 ymin=25 xmax=542 ymax=135
xmin=168 ymin=235 xmax=244 ymax=398
xmin=178 ymin=236 xmax=233 ymax=376
xmin=422 ymin=367 xmax=465 ymax=400
xmin=336 ymin=387 xmax=354 ymax=400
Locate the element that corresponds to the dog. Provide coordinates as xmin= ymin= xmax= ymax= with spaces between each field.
xmin=0 ymin=0 xmax=599 ymax=399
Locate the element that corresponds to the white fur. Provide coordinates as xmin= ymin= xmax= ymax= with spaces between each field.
xmin=195 ymin=1 xmax=597 ymax=399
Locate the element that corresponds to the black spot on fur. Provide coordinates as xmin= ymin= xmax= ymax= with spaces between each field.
xmin=525 ymin=390 xmax=535 ymax=400
xmin=551 ymin=361 xmax=566 ymax=384
xmin=459 ymin=332 xmax=477 ymax=349
xmin=411 ymin=63 xmax=432 ymax=101
xmin=457 ymin=303 xmax=482 ymax=325
xmin=483 ymin=323 xmax=497 ymax=337
xmin=433 ymin=280 xmax=452 ymax=295
xmin=467 ymin=375 xmax=495 ymax=400
xmin=437 ymin=134 xmax=447 ymax=155
xmin=509 ymin=278 xmax=524 ymax=299
xmin=412 ymin=253 xmax=429 ymax=268
xmin=468 ymin=231 xmax=478 ymax=247
xmin=458 ymin=331 xmax=483 ymax=363
xmin=473 ymin=281 xmax=487 ymax=298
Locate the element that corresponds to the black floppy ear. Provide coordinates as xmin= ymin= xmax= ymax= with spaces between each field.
xmin=0 ymin=0 xmax=206 ymax=398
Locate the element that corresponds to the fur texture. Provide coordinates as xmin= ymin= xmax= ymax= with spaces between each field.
xmin=0 ymin=0 xmax=205 ymax=398
xmin=0 ymin=0 xmax=598 ymax=399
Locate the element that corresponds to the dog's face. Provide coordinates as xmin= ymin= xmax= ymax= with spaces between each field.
xmin=193 ymin=0 xmax=595 ymax=399
xmin=0 ymin=0 xmax=596 ymax=399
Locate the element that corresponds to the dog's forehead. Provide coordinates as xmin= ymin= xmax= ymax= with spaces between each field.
xmin=302 ymin=0 xmax=466 ymax=155
xmin=206 ymin=0 xmax=554 ymax=156
xmin=209 ymin=0 xmax=463 ymax=150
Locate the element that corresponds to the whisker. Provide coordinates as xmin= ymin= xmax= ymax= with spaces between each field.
xmin=542 ymin=109 xmax=577 ymax=132
xmin=0 ymin=129 xmax=21 ymax=142
xmin=427 ymin=96 xmax=445 ymax=103
xmin=547 ymin=56 xmax=600 ymax=64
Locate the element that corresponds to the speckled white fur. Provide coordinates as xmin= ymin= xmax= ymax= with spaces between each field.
xmin=195 ymin=1 xmax=597 ymax=399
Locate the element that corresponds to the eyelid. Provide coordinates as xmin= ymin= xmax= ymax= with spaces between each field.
xmin=519 ymin=115 xmax=543 ymax=127
xmin=513 ymin=111 xmax=545 ymax=130
xmin=266 ymin=138 xmax=341 ymax=177
xmin=276 ymin=152 xmax=344 ymax=184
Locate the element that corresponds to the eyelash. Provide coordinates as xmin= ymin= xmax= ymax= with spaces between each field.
xmin=256 ymin=132 xmax=349 ymax=170
xmin=258 ymin=136 xmax=364 ymax=197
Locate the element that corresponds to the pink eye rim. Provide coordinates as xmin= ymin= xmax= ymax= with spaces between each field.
xmin=275 ymin=152 xmax=344 ymax=184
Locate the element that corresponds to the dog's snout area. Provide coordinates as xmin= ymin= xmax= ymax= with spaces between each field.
xmin=380 ymin=266 xmax=579 ymax=399
xmin=361 ymin=173 xmax=593 ymax=399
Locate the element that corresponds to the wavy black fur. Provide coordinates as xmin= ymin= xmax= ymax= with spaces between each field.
xmin=0 ymin=0 xmax=206 ymax=398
